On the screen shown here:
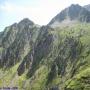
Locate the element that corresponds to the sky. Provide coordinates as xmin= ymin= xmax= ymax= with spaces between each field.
xmin=0 ymin=0 xmax=90 ymax=31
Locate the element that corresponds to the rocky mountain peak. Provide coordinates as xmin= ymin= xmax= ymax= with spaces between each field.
xmin=70 ymin=4 xmax=81 ymax=8
xmin=18 ymin=18 xmax=34 ymax=28
xmin=48 ymin=4 xmax=90 ymax=26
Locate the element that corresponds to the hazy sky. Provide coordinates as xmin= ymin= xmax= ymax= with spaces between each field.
xmin=0 ymin=0 xmax=90 ymax=31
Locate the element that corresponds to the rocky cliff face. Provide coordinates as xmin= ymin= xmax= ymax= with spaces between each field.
xmin=0 ymin=4 xmax=90 ymax=90
xmin=84 ymin=4 xmax=90 ymax=11
xmin=0 ymin=18 xmax=40 ymax=68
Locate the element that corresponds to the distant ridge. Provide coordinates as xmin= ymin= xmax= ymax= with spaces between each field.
xmin=49 ymin=4 xmax=90 ymax=26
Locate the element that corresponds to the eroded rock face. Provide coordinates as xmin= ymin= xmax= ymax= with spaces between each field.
xmin=0 ymin=18 xmax=40 ymax=68
xmin=0 ymin=23 xmax=18 ymax=48
xmin=84 ymin=4 xmax=90 ymax=11
xmin=17 ymin=26 xmax=54 ymax=76
xmin=17 ymin=23 xmax=85 ymax=90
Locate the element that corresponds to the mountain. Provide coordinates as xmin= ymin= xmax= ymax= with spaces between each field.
xmin=0 ymin=4 xmax=90 ymax=90
xmin=49 ymin=4 xmax=90 ymax=27
xmin=84 ymin=4 xmax=90 ymax=11
xmin=0 ymin=18 xmax=40 ymax=68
